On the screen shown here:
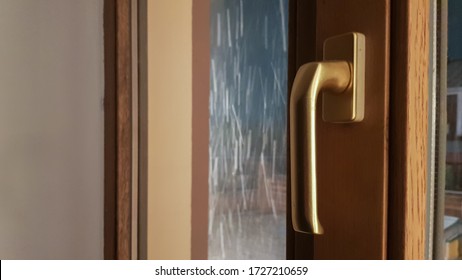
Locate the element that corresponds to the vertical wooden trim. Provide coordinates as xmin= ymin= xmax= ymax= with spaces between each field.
xmin=104 ymin=0 xmax=117 ymax=260
xmin=138 ymin=0 xmax=148 ymax=261
xmin=131 ymin=0 xmax=139 ymax=260
xmin=290 ymin=0 xmax=390 ymax=260
xmin=191 ymin=0 xmax=210 ymax=260
xmin=286 ymin=0 xmax=297 ymax=260
xmin=293 ymin=0 xmax=317 ymax=260
xmin=388 ymin=0 xmax=429 ymax=259
xmin=287 ymin=0 xmax=317 ymax=260
xmin=314 ymin=0 xmax=389 ymax=260
xmin=116 ymin=0 xmax=133 ymax=260
xmin=104 ymin=0 xmax=133 ymax=260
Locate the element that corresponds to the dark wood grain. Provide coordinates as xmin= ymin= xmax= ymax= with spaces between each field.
xmin=286 ymin=0 xmax=296 ymax=260
xmin=116 ymin=0 xmax=133 ymax=260
xmin=104 ymin=0 xmax=117 ymax=260
xmin=313 ymin=0 xmax=390 ymax=260
xmin=287 ymin=0 xmax=317 ymax=260
xmin=138 ymin=0 xmax=148 ymax=261
xmin=104 ymin=0 xmax=133 ymax=260
xmin=289 ymin=0 xmax=390 ymax=260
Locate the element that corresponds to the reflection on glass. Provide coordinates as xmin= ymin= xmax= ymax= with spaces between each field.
xmin=443 ymin=0 xmax=462 ymax=260
xmin=208 ymin=0 xmax=288 ymax=259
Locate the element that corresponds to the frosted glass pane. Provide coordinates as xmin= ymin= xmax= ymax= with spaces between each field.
xmin=208 ymin=0 xmax=288 ymax=259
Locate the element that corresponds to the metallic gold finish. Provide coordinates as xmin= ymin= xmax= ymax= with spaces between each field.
xmin=290 ymin=62 xmax=350 ymax=234
xmin=290 ymin=33 xmax=365 ymax=234
xmin=323 ymin=33 xmax=365 ymax=122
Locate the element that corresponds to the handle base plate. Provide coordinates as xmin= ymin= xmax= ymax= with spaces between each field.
xmin=322 ymin=32 xmax=365 ymax=123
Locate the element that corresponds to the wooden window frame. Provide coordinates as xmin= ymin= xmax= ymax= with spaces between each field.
xmin=151 ymin=0 xmax=431 ymax=260
xmin=388 ymin=0 xmax=429 ymax=260
xmin=104 ymin=0 xmax=133 ymax=260
xmin=287 ymin=0 xmax=430 ymax=259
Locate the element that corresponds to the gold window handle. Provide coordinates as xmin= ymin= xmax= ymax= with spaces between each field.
xmin=290 ymin=32 xmax=365 ymax=234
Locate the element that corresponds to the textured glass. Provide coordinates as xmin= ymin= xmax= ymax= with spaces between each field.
xmin=208 ymin=0 xmax=288 ymax=259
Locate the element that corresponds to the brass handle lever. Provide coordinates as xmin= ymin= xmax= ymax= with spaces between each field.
xmin=290 ymin=33 xmax=365 ymax=234
xmin=290 ymin=61 xmax=350 ymax=234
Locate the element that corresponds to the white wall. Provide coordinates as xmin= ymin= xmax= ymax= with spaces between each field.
xmin=0 ymin=0 xmax=104 ymax=259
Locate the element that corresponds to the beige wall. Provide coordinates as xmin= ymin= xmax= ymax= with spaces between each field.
xmin=0 ymin=0 xmax=104 ymax=259
xmin=147 ymin=0 xmax=193 ymax=259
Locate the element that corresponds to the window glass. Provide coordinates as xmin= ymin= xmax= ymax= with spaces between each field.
xmin=208 ymin=0 xmax=288 ymax=259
